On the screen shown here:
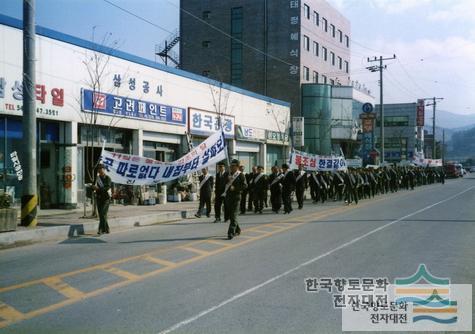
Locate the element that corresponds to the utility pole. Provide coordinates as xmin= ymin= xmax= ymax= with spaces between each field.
xmin=367 ymin=54 xmax=396 ymax=164
xmin=21 ymin=0 xmax=38 ymax=227
xmin=422 ymin=97 xmax=443 ymax=158
xmin=442 ymin=129 xmax=445 ymax=164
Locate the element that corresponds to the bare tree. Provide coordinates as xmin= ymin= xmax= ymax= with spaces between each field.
xmin=268 ymin=103 xmax=290 ymax=166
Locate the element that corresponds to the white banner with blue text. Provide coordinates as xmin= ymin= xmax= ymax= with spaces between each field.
xmin=100 ymin=131 xmax=227 ymax=185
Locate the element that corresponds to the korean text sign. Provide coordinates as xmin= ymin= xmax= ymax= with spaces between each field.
xmin=81 ymin=89 xmax=186 ymax=126
xmin=189 ymin=108 xmax=234 ymax=138
xmin=100 ymin=131 xmax=227 ymax=185
xmin=289 ymin=149 xmax=347 ymax=172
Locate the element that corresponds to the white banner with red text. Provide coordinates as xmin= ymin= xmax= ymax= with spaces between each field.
xmin=289 ymin=149 xmax=347 ymax=171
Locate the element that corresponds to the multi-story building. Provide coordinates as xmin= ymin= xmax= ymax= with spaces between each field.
xmin=180 ymin=0 xmax=351 ymax=118
xmin=0 ymin=14 xmax=290 ymax=208
xmin=374 ymin=103 xmax=418 ymax=163
xmin=302 ymin=83 xmax=374 ymax=155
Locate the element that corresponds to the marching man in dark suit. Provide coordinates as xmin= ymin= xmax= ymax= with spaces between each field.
xmin=268 ymin=166 xmax=283 ymax=213
xmin=294 ymin=164 xmax=307 ymax=209
xmin=224 ymin=159 xmax=247 ymax=240
xmin=252 ymin=165 xmax=268 ymax=214
xmin=281 ymin=163 xmax=296 ymax=214
xmin=214 ymin=162 xmax=228 ymax=222
xmin=195 ymin=168 xmax=214 ymax=218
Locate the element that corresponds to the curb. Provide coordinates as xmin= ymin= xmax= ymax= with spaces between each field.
xmin=0 ymin=209 xmax=197 ymax=249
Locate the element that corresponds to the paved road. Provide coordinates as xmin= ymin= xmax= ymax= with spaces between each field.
xmin=1 ymin=175 xmax=474 ymax=333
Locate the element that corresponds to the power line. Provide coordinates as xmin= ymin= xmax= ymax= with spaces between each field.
xmin=102 ymin=0 xmax=174 ymax=35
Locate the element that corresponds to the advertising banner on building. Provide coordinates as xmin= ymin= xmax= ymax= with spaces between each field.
xmin=189 ymin=108 xmax=235 ymax=138
xmin=100 ymin=131 xmax=227 ymax=185
xmin=416 ymin=99 xmax=425 ymax=127
xmin=81 ymin=89 xmax=186 ymax=126
xmin=289 ymin=149 xmax=347 ymax=172
xmin=266 ymin=130 xmax=289 ymax=145
xmin=292 ymin=117 xmax=304 ymax=147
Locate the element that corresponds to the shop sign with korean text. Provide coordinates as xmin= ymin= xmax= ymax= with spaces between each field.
xmin=236 ymin=125 xmax=265 ymax=142
xmin=188 ymin=108 xmax=234 ymax=138
xmin=81 ymin=89 xmax=186 ymax=126
xmin=266 ymin=130 xmax=289 ymax=144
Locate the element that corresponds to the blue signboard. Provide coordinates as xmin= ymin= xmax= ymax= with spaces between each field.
xmin=81 ymin=89 xmax=186 ymax=126
xmin=362 ymin=103 xmax=373 ymax=113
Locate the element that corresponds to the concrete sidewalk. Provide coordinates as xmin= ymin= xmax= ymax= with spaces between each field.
xmin=0 ymin=201 xmax=201 ymax=249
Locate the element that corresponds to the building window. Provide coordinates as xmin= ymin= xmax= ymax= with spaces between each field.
xmin=322 ymin=17 xmax=327 ymax=32
xmin=330 ymin=24 xmax=335 ymax=38
xmin=313 ymin=11 xmax=319 ymax=26
xmin=202 ymin=10 xmax=211 ymax=20
xmin=202 ymin=41 xmax=211 ymax=48
xmin=304 ymin=4 xmax=310 ymax=19
xmin=345 ymin=60 xmax=349 ymax=73
xmin=312 ymin=71 xmax=318 ymax=83
xmin=322 ymin=75 xmax=327 ymax=84
xmin=313 ymin=41 xmax=319 ymax=57
xmin=330 ymin=79 xmax=335 ymax=86
xmin=338 ymin=29 xmax=343 ymax=43
xmin=345 ymin=35 xmax=349 ymax=47
xmin=338 ymin=56 xmax=342 ymax=69
xmin=202 ymin=70 xmax=210 ymax=77
xmin=303 ymin=35 xmax=310 ymax=51
xmin=330 ymin=51 xmax=335 ymax=66
xmin=322 ymin=46 xmax=327 ymax=61
xmin=303 ymin=66 xmax=310 ymax=81
xmin=231 ymin=7 xmax=243 ymax=86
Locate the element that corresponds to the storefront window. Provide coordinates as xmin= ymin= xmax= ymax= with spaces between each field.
xmin=237 ymin=152 xmax=257 ymax=173
xmin=0 ymin=117 xmax=61 ymax=206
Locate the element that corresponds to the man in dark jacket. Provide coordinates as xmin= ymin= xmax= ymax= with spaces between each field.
xmin=268 ymin=165 xmax=283 ymax=213
xmin=281 ymin=163 xmax=296 ymax=214
xmin=252 ymin=166 xmax=268 ymax=214
xmin=224 ymin=159 xmax=247 ymax=240
xmin=214 ymin=162 xmax=228 ymax=222
xmin=294 ymin=164 xmax=307 ymax=209
xmin=196 ymin=168 xmax=214 ymax=218
xmin=93 ymin=164 xmax=112 ymax=235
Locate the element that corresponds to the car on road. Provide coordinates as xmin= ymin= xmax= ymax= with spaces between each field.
xmin=445 ymin=163 xmax=460 ymax=178
xmin=470 ymin=166 xmax=475 ymax=173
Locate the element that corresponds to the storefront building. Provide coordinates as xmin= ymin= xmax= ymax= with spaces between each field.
xmin=0 ymin=15 xmax=290 ymax=208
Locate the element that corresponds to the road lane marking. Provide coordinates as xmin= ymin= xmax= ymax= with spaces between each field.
xmin=143 ymin=256 xmax=177 ymax=267
xmin=102 ymin=267 xmax=140 ymax=281
xmin=157 ymin=185 xmax=475 ymax=334
xmin=0 ymin=302 xmax=24 ymax=322
xmin=178 ymin=246 xmax=211 ymax=256
xmin=0 ymin=182 xmax=459 ymax=329
xmin=43 ymin=277 xmax=85 ymax=299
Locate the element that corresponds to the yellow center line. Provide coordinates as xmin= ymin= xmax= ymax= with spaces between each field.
xmin=0 ymin=184 xmax=441 ymax=328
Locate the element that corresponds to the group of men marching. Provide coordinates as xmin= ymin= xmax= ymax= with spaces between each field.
xmin=195 ymin=160 xmax=446 ymax=239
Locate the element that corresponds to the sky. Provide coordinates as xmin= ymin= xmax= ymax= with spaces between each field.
xmin=1 ymin=0 xmax=474 ymax=116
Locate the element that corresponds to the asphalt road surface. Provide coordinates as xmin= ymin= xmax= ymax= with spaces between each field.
xmin=1 ymin=175 xmax=474 ymax=333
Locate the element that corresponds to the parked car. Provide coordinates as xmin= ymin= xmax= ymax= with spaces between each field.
xmin=470 ymin=166 xmax=475 ymax=173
